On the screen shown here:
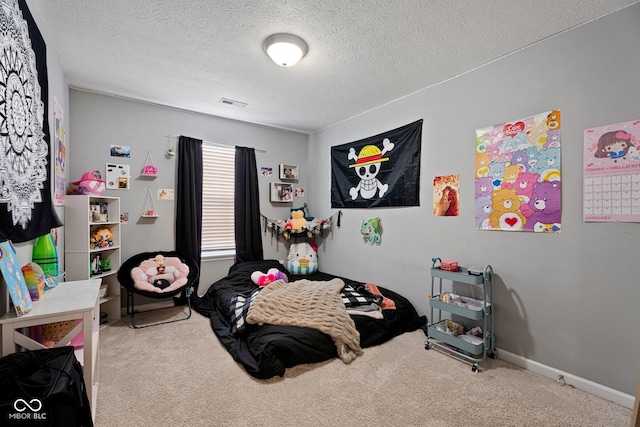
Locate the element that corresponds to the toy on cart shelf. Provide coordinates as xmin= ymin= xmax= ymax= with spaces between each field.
xmin=432 ymin=319 xmax=464 ymax=336
xmin=440 ymin=260 xmax=459 ymax=272
xmin=431 ymin=257 xmax=459 ymax=272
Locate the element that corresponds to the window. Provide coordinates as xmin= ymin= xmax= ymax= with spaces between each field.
xmin=201 ymin=143 xmax=235 ymax=255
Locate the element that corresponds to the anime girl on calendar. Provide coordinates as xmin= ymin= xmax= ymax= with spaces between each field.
xmin=593 ymin=130 xmax=636 ymax=162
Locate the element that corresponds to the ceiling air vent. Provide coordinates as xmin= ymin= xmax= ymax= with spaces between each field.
xmin=219 ymin=98 xmax=247 ymax=108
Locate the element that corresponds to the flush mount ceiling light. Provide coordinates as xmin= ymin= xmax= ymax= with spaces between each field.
xmin=263 ymin=33 xmax=308 ymax=67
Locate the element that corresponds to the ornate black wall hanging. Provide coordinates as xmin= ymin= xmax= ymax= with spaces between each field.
xmin=0 ymin=0 xmax=61 ymax=242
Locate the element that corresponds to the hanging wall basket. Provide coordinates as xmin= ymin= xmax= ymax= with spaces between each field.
xmin=141 ymin=187 xmax=159 ymax=217
xmin=142 ymin=150 xmax=158 ymax=176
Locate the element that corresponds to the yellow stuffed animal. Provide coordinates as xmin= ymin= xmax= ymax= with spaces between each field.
xmin=284 ymin=207 xmax=310 ymax=239
xmin=290 ymin=209 xmax=307 ymax=233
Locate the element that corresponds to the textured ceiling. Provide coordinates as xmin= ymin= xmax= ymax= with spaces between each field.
xmin=29 ymin=0 xmax=637 ymax=134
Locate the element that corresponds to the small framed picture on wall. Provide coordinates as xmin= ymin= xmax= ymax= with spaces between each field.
xmin=279 ymin=164 xmax=298 ymax=180
xmin=270 ymin=182 xmax=293 ymax=202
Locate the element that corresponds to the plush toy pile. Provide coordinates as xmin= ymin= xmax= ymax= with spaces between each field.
xmin=259 ymin=206 xmax=343 ymax=278
xmin=263 ymin=206 xmax=337 ymax=242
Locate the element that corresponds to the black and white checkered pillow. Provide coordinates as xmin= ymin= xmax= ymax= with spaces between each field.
xmin=230 ymin=289 xmax=260 ymax=335
xmin=341 ymin=284 xmax=383 ymax=308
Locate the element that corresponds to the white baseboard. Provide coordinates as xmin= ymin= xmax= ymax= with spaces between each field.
xmin=498 ymin=348 xmax=634 ymax=409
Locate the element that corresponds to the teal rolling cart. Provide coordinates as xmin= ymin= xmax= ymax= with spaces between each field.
xmin=425 ymin=257 xmax=496 ymax=372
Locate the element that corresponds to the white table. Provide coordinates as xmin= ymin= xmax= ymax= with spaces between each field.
xmin=0 ymin=278 xmax=101 ymax=420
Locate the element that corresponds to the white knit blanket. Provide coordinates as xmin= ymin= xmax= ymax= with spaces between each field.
xmin=246 ymin=278 xmax=362 ymax=363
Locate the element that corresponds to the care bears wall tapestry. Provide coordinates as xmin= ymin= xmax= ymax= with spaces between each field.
xmin=331 ymin=120 xmax=422 ymax=208
xmin=0 ymin=0 xmax=61 ymax=242
xmin=475 ymin=110 xmax=561 ymax=233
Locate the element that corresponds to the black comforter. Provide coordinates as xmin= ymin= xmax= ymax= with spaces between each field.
xmin=194 ymin=259 xmax=426 ymax=379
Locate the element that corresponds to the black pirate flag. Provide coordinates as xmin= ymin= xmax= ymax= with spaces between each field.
xmin=331 ymin=120 xmax=422 ymax=208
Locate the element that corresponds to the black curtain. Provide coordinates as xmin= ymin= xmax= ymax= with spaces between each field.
xmin=176 ymin=136 xmax=203 ymax=292
xmin=234 ymin=146 xmax=263 ymax=262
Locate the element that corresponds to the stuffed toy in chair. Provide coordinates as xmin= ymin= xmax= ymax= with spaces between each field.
xmin=130 ymin=254 xmax=190 ymax=293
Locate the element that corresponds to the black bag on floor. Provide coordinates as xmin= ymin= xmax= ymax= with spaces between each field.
xmin=0 ymin=346 xmax=93 ymax=426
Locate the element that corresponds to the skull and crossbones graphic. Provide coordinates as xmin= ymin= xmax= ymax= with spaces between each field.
xmin=348 ymin=138 xmax=394 ymax=200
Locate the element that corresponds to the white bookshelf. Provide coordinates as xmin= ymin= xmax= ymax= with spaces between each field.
xmin=64 ymin=195 xmax=121 ymax=326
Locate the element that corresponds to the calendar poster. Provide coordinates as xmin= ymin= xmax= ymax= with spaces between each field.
xmin=584 ymin=119 xmax=640 ymax=222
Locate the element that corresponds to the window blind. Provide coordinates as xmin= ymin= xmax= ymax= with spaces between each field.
xmin=201 ymin=143 xmax=235 ymax=251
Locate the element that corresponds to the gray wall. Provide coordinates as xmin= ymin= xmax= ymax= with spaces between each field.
xmin=68 ymin=90 xmax=308 ymax=296
xmin=308 ymin=4 xmax=640 ymax=396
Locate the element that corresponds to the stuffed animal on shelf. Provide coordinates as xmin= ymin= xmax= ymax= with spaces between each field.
xmin=92 ymin=228 xmax=113 ymax=248
xmin=251 ymin=268 xmax=288 ymax=287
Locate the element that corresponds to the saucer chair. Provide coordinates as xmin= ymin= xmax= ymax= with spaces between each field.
xmin=117 ymin=251 xmax=200 ymax=328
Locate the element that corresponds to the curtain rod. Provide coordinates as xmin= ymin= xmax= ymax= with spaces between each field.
xmin=167 ymin=133 xmax=267 ymax=153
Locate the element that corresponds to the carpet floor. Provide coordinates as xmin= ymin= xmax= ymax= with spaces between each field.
xmin=95 ymin=307 xmax=632 ymax=426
